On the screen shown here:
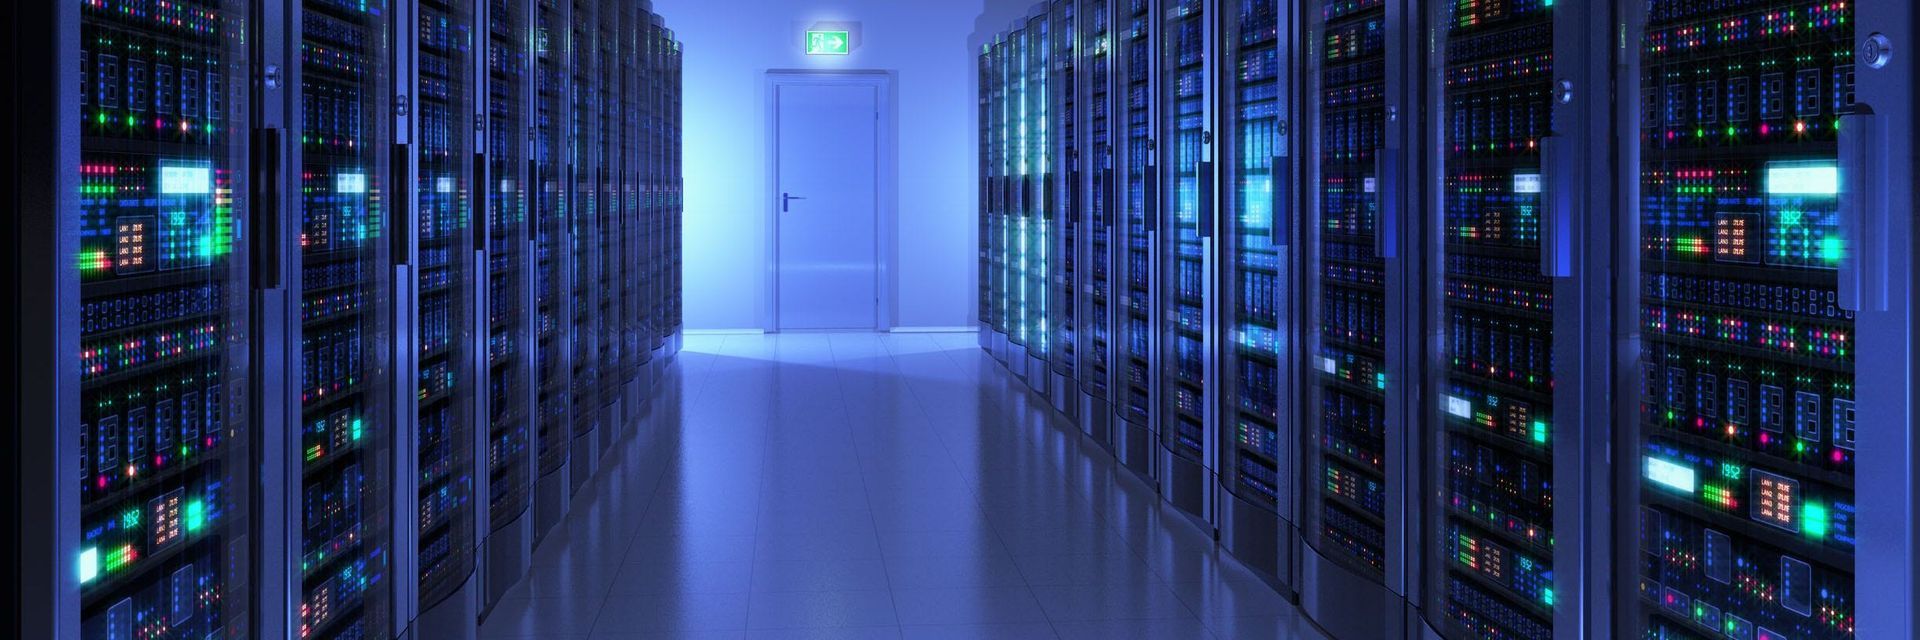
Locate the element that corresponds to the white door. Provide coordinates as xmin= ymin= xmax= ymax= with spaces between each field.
xmin=775 ymin=82 xmax=880 ymax=330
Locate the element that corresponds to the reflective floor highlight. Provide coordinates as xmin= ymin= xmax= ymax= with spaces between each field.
xmin=479 ymin=332 xmax=1326 ymax=639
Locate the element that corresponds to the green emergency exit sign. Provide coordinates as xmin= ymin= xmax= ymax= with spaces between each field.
xmin=806 ymin=30 xmax=850 ymax=56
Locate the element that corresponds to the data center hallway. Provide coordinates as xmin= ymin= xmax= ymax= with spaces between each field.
xmin=478 ymin=332 xmax=1327 ymax=639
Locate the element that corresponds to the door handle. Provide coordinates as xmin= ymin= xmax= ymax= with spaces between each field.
xmin=1271 ymin=154 xmax=1291 ymax=248
xmin=1372 ymin=148 xmax=1397 ymax=259
xmin=251 ymin=127 xmax=284 ymax=290
xmin=1144 ymin=162 xmax=1159 ymax=234
xmin=782 ymin=192 xmax=807 ymax=213
xmin=1538 ymin=136 xmax=1572 ymax=278
xmin=1198 ymin=160 xmax=1215 ymax=239
xmin=1839 ymin=110 xmax=1887 ymax=312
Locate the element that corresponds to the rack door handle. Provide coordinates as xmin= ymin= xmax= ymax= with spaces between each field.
xmin=1372 ymin=148 xmax=1397 ymax=259
xmin=474 ymin=152 xmax=488 ymax=252
xmin=1271 ymin=154 xmax=1291 ymax=247
xmin=1538 ymin=136 xmax=1572 ymax=278
xmin=1198 ymin=160 xmax=1215 ymax=239
xmin=392 ymin=144 xmax=412 ymax=267
xmin=1839 ymin=111 xmax=1888 ymax=312
xmin=1144 ymin=163 xmax=1159 ymax=234
xmin=251 ymin=127 xmax=284 ymax=290
xmin=782 ymin=192 xmax=807 ymax=213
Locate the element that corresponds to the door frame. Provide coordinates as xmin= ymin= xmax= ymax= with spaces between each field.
xmin=764 ymin=70 xmax=897 ymax=332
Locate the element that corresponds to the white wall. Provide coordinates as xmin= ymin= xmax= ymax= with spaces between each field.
xmin=661 ymin=0 xmax=1002 ymax=331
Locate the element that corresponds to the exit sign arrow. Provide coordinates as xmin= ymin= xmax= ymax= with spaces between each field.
xmin=806 ymin=30 xmax=850 ymax=56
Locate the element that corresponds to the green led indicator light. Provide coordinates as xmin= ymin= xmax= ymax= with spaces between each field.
xmin=1820 ymin=236 xmax=1844 ymax=264
xmin=1531 ymin=421 xmax=1548 ymax=445
xmin=185 ymin=499 xmax=206 ymax=532
xmin=1541 ymin=588 xmax=1555 ymax=606
xmin=1804 ymin=502 xmax=1830 ymax=539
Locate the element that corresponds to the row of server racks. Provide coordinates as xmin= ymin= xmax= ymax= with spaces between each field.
xmin=7 ymin=0 xmax=685 ymax=637
xmin=977 ymin=1 xmax=1918 ymax=639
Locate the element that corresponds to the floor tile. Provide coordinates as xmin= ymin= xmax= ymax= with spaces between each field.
xmin=750 ymin=558 xmax=893 ymax=592
xmin=745 ymin=589 xmax=899 ymax=629
xmin=590 ymin=592 xmax=752 ymax=634
xmin=1027 ymin=582 xmax=1199 ymax=622
xmin=900 ymin=623 xmax=1059 ymax=640
xmin=890 ymin=586 xmax=1049 ymax=626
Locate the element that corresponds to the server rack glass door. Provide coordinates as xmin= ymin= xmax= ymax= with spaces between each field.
xmin=987 ymin=34 xmax=1009 ymax=360
xmin=1049 ymin=0 xmax=1082 ymax=420
xmin=1075 ymin=0 xmax=1117 ymax=446
xmin=1156 ymin=0 xmax=1218 ymax=523
xmin=619 ymin=2 xmax=648 ymax=422
xmin=74 ymin=0 xmax=255 ymax=636
xmin=1423 ymin=1 xmax=1558 ymax=639
xmin=1113 ymin=0 xmax=1160 ymax=478
xmin=1625 ymin=1 xmax=1915 ymax=639
xmin=295 ymin=0 xmax=397 ymax=636
xmin=1216 ymin=0 xmax=1295 ymax=588
xmin=568 ymin=0 xmax=602 ymax=490
xmin=411 ymin=0 xmax=481 ymax=625
xmin=1301 ymin=0 xmax=1410 ymax=636
xmin=593 ymin=0 xmax=621 ymax=450
xmin=980 ymin=44 xmax=997 ymax=349
xmin=649 ymin=15 xmax=670 ymax=364
xmin=666 ymin=33 xmax=685 ymax=353
xmin=532 ymin=0 xmax=574 ymax=540
xmin=482 ymin=0 xmax=536 ymax=613
xmin=1018 ymin=8 xmax=1053 ymax=390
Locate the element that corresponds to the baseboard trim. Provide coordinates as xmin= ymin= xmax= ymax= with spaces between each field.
xmin=684 ymin=329 xmax=767 ymax=336
xmin=889 ymin=326 xmax=981 ymax=334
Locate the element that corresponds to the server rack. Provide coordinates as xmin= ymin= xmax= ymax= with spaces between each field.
xmin=645 ymin=12 xmax=664 ymax=369
xmin=666 ymin=28 xmax=685 ymax=359
xmin=402 ymin=0 xmax=484 ymax=631
xmin=1216 ymin=0 xmax=1298 ymax=591
xmin=650 ymin=14 xmax=672 ymax=367
xmin=531 ymin=0 xmax=576 ymax=544
xmin=1621 ymin=2 xmax=1917 ymax=640
xmin=618 ymin=0 xmax=652 ymax=438
xmin=1011 ymin=7 xmax=1052 ymax=391
xmin=1006 ymin=32 xmax=1021 ymax=363
xmin=1417 ymin=0 xmax=1613 ymax=638
xmin=592 ymin=0 xmax=622 ymax=453
xmin=1075 ymin=0 xmax=1119 ymax=449
xmin=989 ymin=32 xmax=1012 ymax=362
xmin=279 ymin=0 xmax=401 ymax=637
xmin=1049 ymin=0 xmax=1082 ymax=421
xmin=480 ymin=0 xmax=537 ymax=615
xmin=567 ymin=0 xmax=602 ymax=493
xmin=1300 ymin=0 xmax=1418 ymax=637
xmin=979 ymin=43 xmax=997 ymax=352
xmin=61 ymin=1 xmax=259 ymax=638
xmin=1156 ymin=0 xmax=1219 ymax=525
xmin=1113 ymin=0 xmax=1161 ymax=479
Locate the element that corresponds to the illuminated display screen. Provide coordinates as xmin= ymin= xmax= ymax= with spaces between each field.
xmin=159 ymin=165 xmax=213 ymax=194
xmin=1646 ymin=456 xmax=1698 ymax=494
xmin=336 ymin=172 xmax=368 ymax=194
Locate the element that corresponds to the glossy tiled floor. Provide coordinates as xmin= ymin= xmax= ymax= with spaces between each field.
xmin=479 ymin=332 xmax=1327 ymax=639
